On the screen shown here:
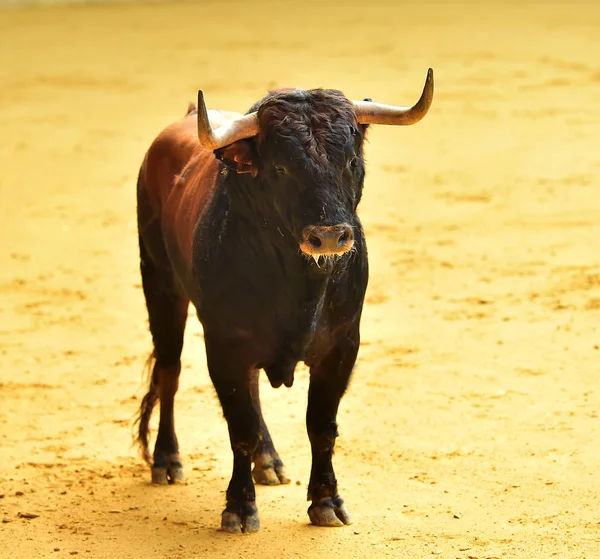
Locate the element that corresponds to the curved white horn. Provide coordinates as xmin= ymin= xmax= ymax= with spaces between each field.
xmin=353 ymin=68 xmax=434 ymax=126
xmin=196 ymin=90 xmax=259 ymax=150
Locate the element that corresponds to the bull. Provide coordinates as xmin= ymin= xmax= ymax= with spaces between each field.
xmin=134 ymin=69 xmax=434 ymax=533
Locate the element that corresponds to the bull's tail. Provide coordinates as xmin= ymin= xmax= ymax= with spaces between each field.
xmin=133 ymin=351 xmax=158 ymax=465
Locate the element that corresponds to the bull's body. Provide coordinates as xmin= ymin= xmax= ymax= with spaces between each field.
xmin=135 ymin=74 xmax=433 ymax=533
xmin=139 ymin=110 xmax=367 ymax=373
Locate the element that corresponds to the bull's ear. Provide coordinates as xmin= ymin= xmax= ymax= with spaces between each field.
xmin=214 ymin=139 xmax=259 ymax=177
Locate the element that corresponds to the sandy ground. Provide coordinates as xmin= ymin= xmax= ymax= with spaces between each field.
xmin=1 ymin=1 xmax=600 ymax=557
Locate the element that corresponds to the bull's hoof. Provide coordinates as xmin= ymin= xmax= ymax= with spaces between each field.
xmin=151 ymin=459 xmax=185 ymax=485
xmin=252 ymin=454 xmax=290 ymax=486
xmin=221 ymin=506 xmax=260 ymax=534
xmin=308 ymin=497 xmax=352 ymax=527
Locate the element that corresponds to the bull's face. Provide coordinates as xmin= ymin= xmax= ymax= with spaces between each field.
xmin=215 ymin=90 xmax=369 ymax=265
xmin=254 ymin=90 xmax=368 ymax=263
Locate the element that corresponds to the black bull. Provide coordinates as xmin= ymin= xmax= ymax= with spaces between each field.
xmin=134 ymin=70 xmax=434 ymax=533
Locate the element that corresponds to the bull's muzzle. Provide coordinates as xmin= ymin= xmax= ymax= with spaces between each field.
xmin=300 ymin=224 xmax=354 ymax=261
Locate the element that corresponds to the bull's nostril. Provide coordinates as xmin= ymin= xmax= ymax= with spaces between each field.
xmin=307 ymin=234 xmax=322 ymax=248
xmin=338 ymin=231 xmax=349 ymax=246
xmin=302 ymin=225 xmax=353 ymax=254
xmin=337 ymin=228 xmax=353 ymax=247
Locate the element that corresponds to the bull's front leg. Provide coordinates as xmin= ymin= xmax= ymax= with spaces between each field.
xmin=205 ymin=339 xmax=260 ymax=534
xmin=306 ymin=327 xmax=359 ymax=527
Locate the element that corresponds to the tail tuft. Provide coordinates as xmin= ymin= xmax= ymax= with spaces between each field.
xmin=133 ymin=351 xmax=158 ymax=465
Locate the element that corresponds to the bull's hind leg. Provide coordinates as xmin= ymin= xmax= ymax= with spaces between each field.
xmin=250 ymin=370 xmax=291 ymax=486
xmin=136 ymin=231 xmax=189 ymax=485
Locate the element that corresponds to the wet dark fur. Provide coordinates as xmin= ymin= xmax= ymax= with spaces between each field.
xmin=135 ymin=88 xmax=371 ymax=530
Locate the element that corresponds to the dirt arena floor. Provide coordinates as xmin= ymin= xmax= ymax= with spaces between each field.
xmin=1 ymin=1 xmax=599 ymax=557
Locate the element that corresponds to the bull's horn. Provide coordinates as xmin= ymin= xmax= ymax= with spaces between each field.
xmin=353 ymin=68 xmax=434 ymax=126
xmin=196 ymin=90 xmax=259 ymax=150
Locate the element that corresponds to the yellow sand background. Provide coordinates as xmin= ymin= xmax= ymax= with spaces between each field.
xmin=1 ymin=1 xmax=599 ymax=557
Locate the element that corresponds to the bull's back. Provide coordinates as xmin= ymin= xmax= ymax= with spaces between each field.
xmin=138 ymin=113 xmax=220 ymax=287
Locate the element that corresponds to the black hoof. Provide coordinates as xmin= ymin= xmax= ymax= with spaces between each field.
xmin=151 ymin=457 xmax=185 ymax=485
xmin=308 ymin=497 xmax=352 ymax=527
xmin=252 ymin=454 xmax=290 ymax=486
xmin=221 ymin=504 xmax=260 ymax=534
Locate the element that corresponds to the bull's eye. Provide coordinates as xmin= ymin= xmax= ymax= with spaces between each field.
xmin=274 ymin=165 xmax=287 ymax=175
xmin=347 ymin=156 xmax=357 ymax=168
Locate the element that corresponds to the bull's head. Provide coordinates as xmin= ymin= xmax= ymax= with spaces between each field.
xmin=196 ymin=69 xmax=434 ymax=266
